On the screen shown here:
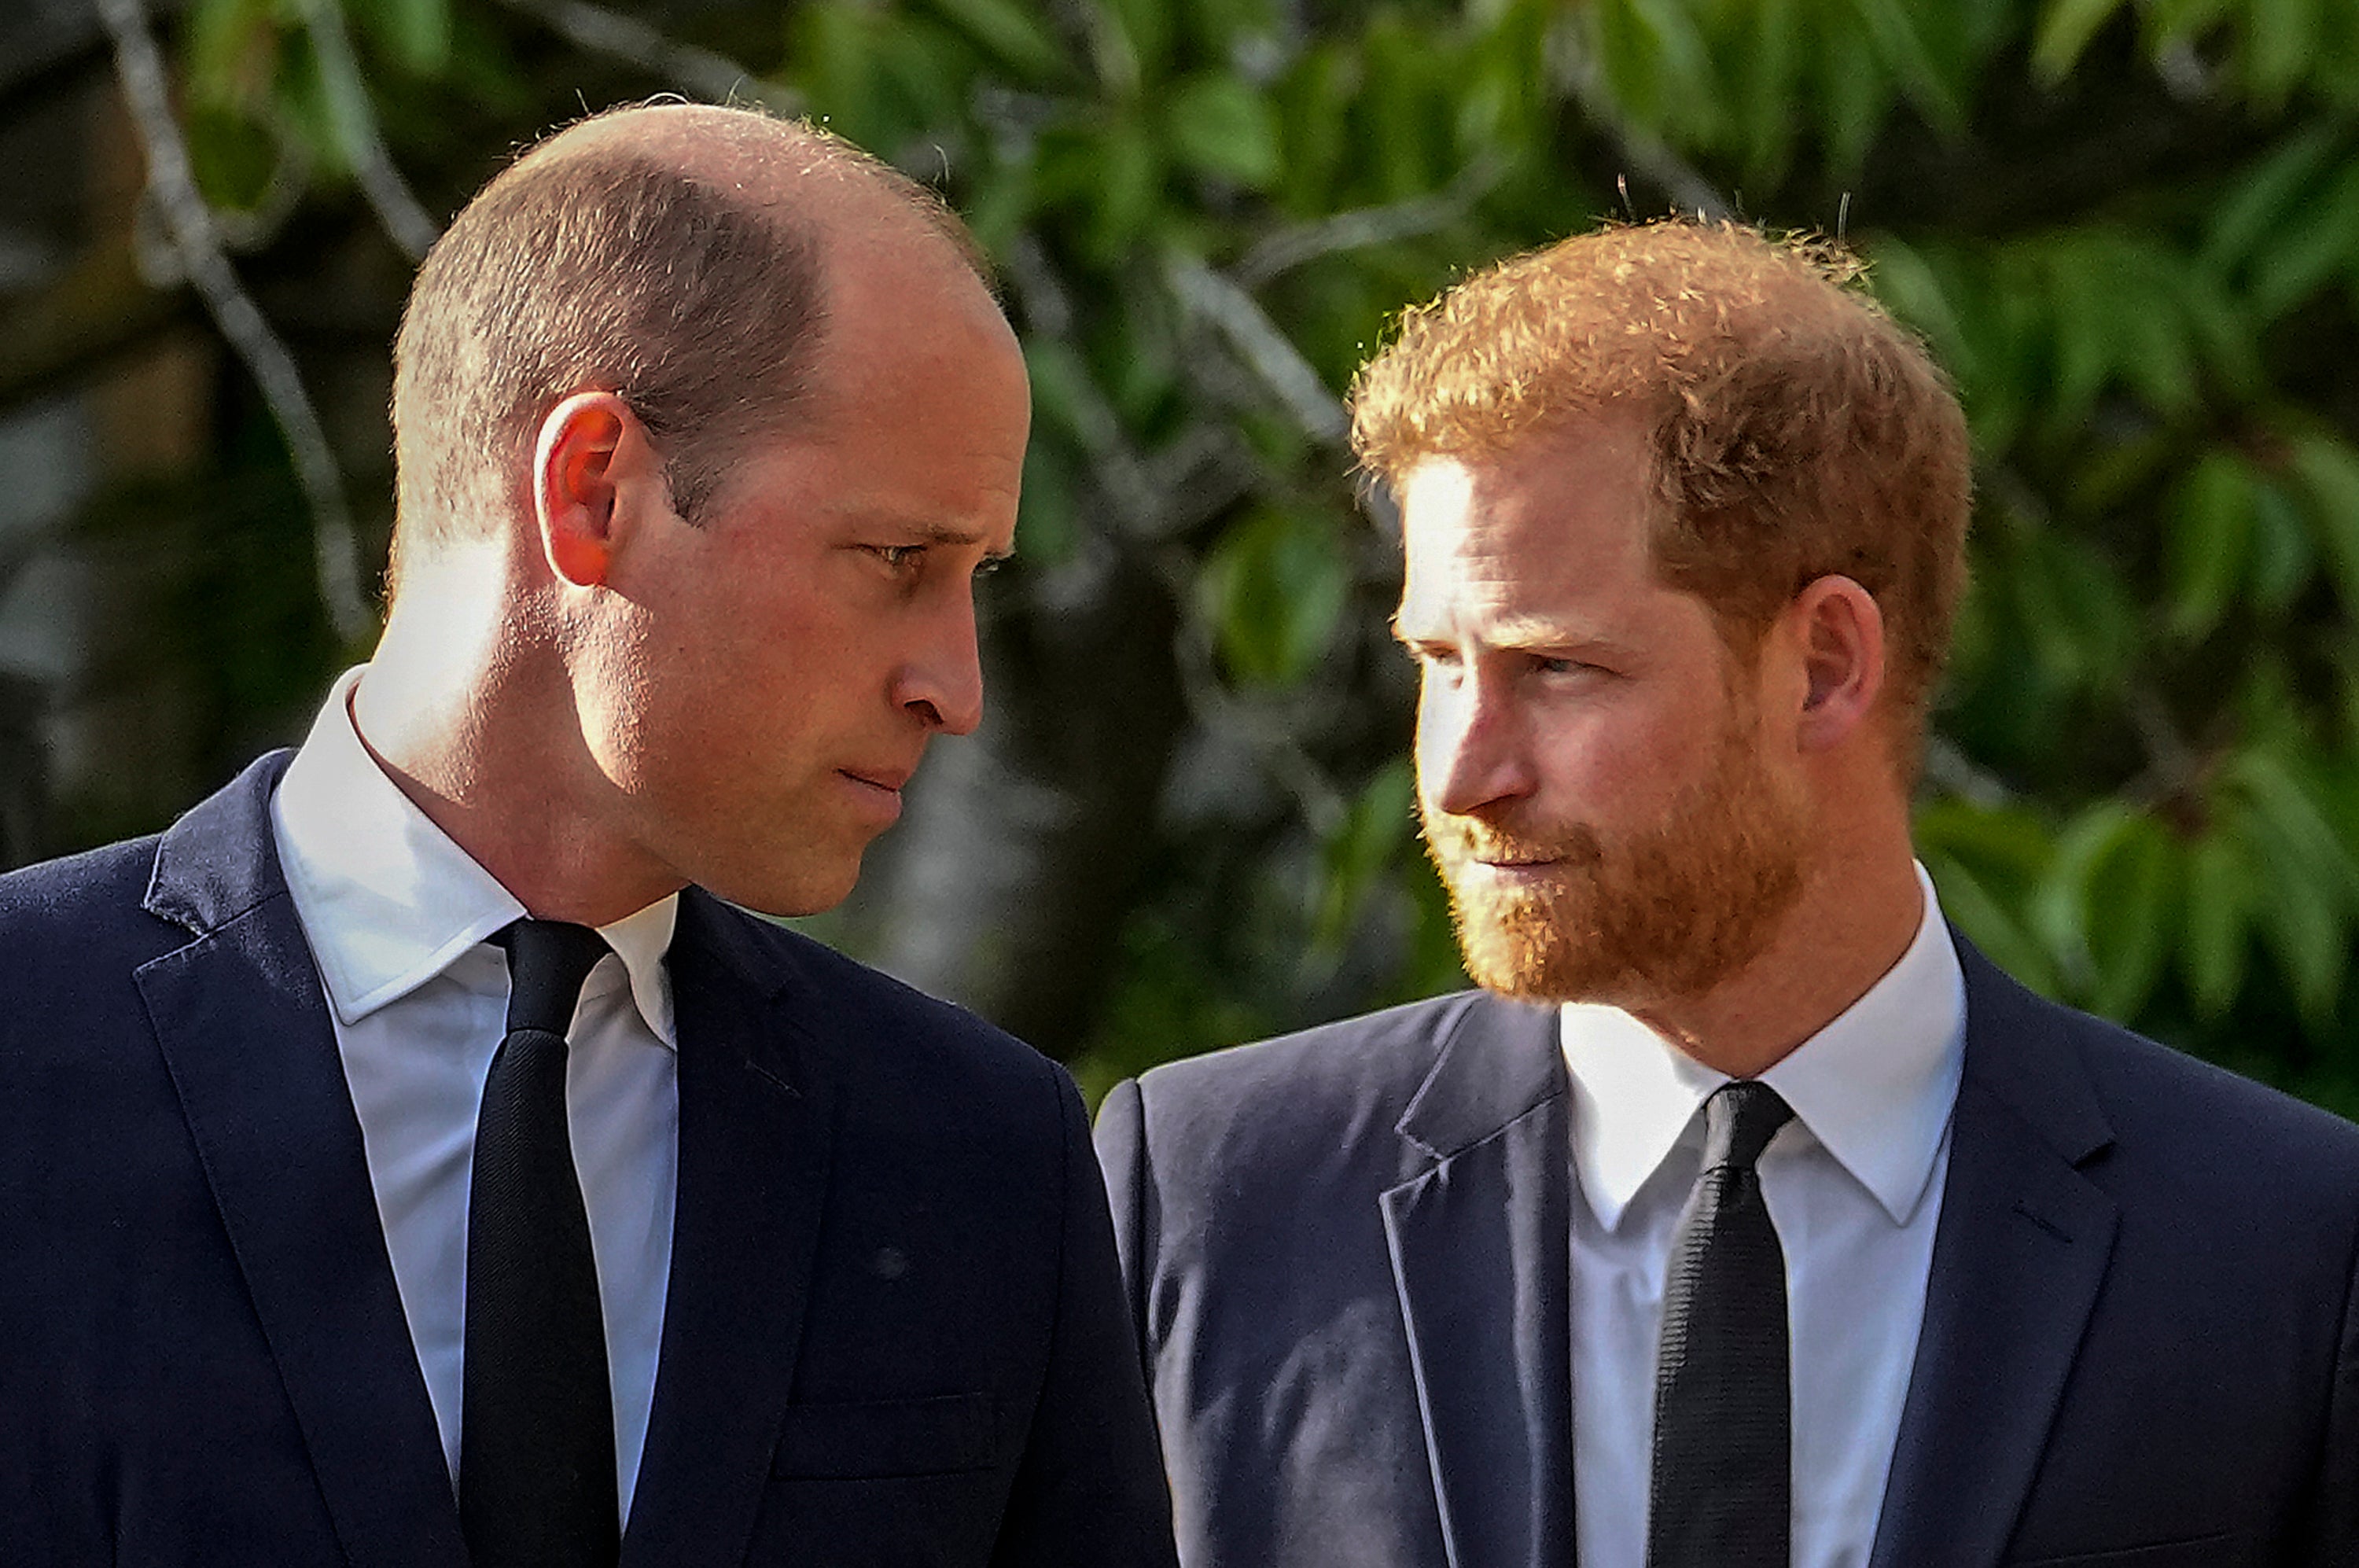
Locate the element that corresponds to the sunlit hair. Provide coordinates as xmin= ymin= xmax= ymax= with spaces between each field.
xmin=388 ymin=101 xmax=988 ymax=596
xmin=1352 ymin=218 xmax=1972 ymax=770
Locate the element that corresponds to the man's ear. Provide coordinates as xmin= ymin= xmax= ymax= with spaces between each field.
xmin=531 ymin=392 xmax=666 ymax=587
xmin=1787 ymin=574 xmax=1886 ymax=753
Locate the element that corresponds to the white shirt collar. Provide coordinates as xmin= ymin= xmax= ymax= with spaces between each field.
xmin=1560 ymin=863 xmax=1965 ymax=1230
xmin=271 ymin=667 xmax=679 ymax=1046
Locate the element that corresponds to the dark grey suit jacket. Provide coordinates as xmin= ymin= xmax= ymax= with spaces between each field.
xmin=1096 ymin=942 xmax=2359 ymax=1567
xmin=0 ymin=752 xmax=1179 ymax=1567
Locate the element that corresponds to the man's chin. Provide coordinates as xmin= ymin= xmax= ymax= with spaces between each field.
xmin=1455 ymin=919 xmax=1637 ymax=1007
xmin=700 ymin=846 xmax=867 ymax=919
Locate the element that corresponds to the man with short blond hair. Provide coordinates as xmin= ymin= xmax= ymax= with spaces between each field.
xmin=1099 ymin=220 xmax=2359 ymax=1568
xmin=0 ymin=102 xmax=1176 ymax=1567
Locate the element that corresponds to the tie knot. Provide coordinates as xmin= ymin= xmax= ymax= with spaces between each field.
xmin=495 ymin=918 xmax=609 ymax=1037
xmin=1702 ymin=1080 xmax=1793 ymax=1173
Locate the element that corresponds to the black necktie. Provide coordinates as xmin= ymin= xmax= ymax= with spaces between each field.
xmin=1647 ymin=1080 xmax=1795 ymax=1568
xmin=462 ymin=918 xmax=620 ymax=1568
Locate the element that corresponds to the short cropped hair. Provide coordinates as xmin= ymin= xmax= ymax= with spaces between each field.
xmin=388 ymin=105 xmax=985 ymax=587
xmin=1352 ymin=219 xmax=1972 ymax=764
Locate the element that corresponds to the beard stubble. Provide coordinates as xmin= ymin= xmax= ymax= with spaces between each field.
xmin=1421 ymin=696 xmax=1810 ymax=1009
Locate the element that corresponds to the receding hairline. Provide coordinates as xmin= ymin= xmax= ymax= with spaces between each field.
xmin=504 ymin=101 xmax=993 ymax=286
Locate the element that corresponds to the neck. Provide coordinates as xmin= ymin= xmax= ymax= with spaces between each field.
xmin=1632 ymin=837 xmax=1926 ymax=1080
xmin=351 ymin=550 xmax=683 ymax=926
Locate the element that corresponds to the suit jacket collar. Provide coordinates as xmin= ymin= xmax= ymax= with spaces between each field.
xmin=1395 ymin=989 xmax=1567 ymax=1161
xmin=140 ymin=756 xmax=841 ymax=1567
xmin=144 ymin=749 xmax=296 ymax=935
xmin=1870 ymin=934 xmax=2120 ymax=1568
xmin=138 ymin=751 xmax=471 ymax=1568
xmin=1385 ymin=992 xmax=1577 ymax=1568
xmin=620 ymin=886 xmax=833 ymax=1566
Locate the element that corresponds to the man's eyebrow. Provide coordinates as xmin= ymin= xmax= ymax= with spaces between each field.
xmin=1391 ymin=611 xmax=1634 ymax=658
xmin=848 ymin=512 xmax=1015 ymax=561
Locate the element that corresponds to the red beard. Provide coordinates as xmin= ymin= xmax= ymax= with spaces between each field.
xmin=1422 ymin=698 xmax=1809 ymax=1009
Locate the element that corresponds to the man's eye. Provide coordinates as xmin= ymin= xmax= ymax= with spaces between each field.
xmin=870 ymin=544 xmax=925 ymax=570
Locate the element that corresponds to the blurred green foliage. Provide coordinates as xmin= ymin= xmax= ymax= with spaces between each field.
xmin=121 ymin=0 xmax=2359 ymax=1110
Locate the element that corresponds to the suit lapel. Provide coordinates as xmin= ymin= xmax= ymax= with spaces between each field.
xmin=135 ymin=753 xmax=468 ymax=1568
xmin=621 ymin=890 xmax=833 ymax=1567
xmin=1870 ymin=939 xmax=2119 ymax=1568
xmin=1382 ymin=994 xmax=1577 ymax=1568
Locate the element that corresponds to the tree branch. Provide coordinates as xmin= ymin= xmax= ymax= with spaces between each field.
xmin=488 ymin=0 xmax=804 ymax=115
xmin=296 ymin=0 xmax=440 ymax=261
xmin=1232 ymin=157 xmax=1503 ymax=289
xmin=96 ymin=0 xmax=376 ymax=646
xmin=1165 ymin=252 xmax=1347 ymax=446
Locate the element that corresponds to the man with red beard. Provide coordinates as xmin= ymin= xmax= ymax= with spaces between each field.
xmin=1095 ymin=220 xmax=2359 ymax=1568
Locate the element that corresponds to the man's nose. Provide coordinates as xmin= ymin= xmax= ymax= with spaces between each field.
xmin=1420 ymin=668 xmax=1537 ymax=817
xmin=896 ymin=598 xmax=986 ymax=735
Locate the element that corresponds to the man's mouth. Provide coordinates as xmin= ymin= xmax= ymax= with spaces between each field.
xmin=840 ymin=765 xmax=915 ymax=794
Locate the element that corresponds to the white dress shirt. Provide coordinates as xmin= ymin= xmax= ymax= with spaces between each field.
xmin=269 ymin=668 xmax=680 ymax=1520
xmin=1563 ymin=866 xmax=1966 ymax=1568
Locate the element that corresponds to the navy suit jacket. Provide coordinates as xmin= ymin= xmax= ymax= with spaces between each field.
xmin=1097 ymin=944 xmax=2359 ymax=1567
xmin=0 ymin=753 xmax=1178 ymax=1568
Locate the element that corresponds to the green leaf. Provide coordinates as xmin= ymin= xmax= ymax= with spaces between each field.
xmin=1361 ymin=11 xmax=1451 ymax=202
xmin=1864 ymin=235 xmax=1974 ymax=381
xmin=923 ymin=0 xmax=1072 ymax=81
xmin=1015 ymin=442 xmax=1082 ymax=567
xmin=1272 ymin=42 xmax=1353 ymax=214
xmin=1314 ymin=758 xmax=1417 ymax=954
xmin=2250 ymin=156 xmax=2359 ymax=320
xmin=2202 ymin=128 xmax=2341 ymax=275
xmin=302 ymin=9 xmax=384 ymax=183
xmin=1051 ymin=117 xmax=1161 ymax=261
xmin=2248 ymin=476 xmax=2319 ymax=611
xmin=1590 ymin=0 xmax=1720 ymax=142
xmin=790 ymin=3 xmax=894 ymax=153
xmin=1849 ymin=0 xmax=1963 ymax=131
xmin=1817 ymin=13 xmax=1896 ymax=179
xmin=2248 ymin=822 xmax=2348 ymax=1026
xmin=2246 ymin=0 xmax=2321 ymax=105
xmin=2147 ymin=0 xmax=2232 ymax=46
xmin=1165 ymin=72 xmax=1282 ymax=190
xmin=2232 ymin=746 xmax=2359 ymax=898
xmin=349 ymin=0 xmax=449 ymax=75
xmin=1915 ymin=797 xmax=2057 ymax=894
xmin=1202 ymin=506 xmax=1351 ymax=686
xmin=2082 ymin=812 xmax=2180 ymax=1019
xmin=2180 ymin=830 xmax=2256 ymax=1018
xmin=2031 ymin=0 xmax=2128 ymax=83
xmin=1922 ymin=851 xmax=2061 ymax=997
xmin=1086 ymin=0 xmax=1172 ymax=94
xmin=184 ymin=103 xmax=285 ymax=212
xmin=1732 ymin=0 xmax=1801 ymax=183
xmin=2286 ymin=432 xmax=2359 ymax=615
xmin=2037 ymin=803 xmax=2178 ymax=1017
xmin=2165 ymin=451 xmax=2257 ymax=641
xmin=186 ymin=0 xmax=278 ymax=108
xmin=1021 ymin=338 xmax=1101 ymax=447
